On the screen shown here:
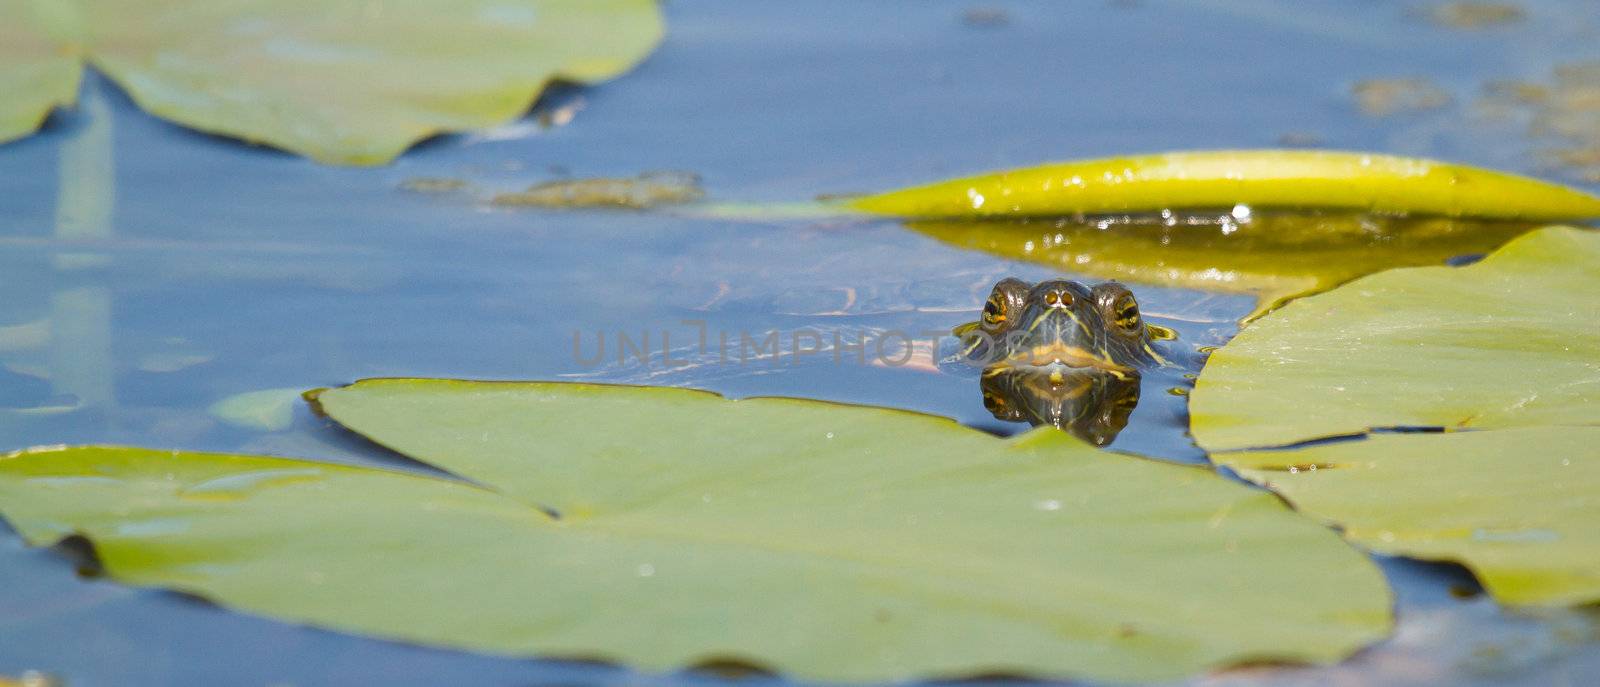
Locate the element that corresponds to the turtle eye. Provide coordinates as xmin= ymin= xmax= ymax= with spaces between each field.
xmin=981 ymin=297 xmax=1007 ymax=329
xmin=1112 ymin=294 xmax=1141 ymax=330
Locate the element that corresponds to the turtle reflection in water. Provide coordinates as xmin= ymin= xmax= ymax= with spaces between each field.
xmin=957 ymin=278 xmax=1172 ymax=445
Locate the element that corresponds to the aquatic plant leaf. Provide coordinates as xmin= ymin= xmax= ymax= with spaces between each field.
xmin=1223 ymin=428 xmax=1600 ymax=606
xmin=906 ymin=213 xmax=1537 ymax=321
xmin=78 ymin=0 xmax=663 ymax=165
xmin=0 ymin=382 xmax=1393 ymax=683
xmin=1191 ymin=226 xmax=1600 ymax=449
xmin=849 ymin=150 xmax=1600 ymax=221
xmin=491 ymin=172 xmax=704 ymax=209
xmin=207 ymin=387 xmax=306 ymax=431
xmin=0 ymin=0 xmax=81 ymax=144
xmin=1190 ymin=226 xmax=1600 ymax=605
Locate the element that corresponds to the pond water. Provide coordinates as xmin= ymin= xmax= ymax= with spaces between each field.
xmin=2 ymin=1 xmax=1599 ymax=685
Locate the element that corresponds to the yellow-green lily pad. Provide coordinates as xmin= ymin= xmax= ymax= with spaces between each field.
xmin=82 ymin=0 xmax=662 ymax=165
xmin=1190 ymin=226 xmax=1600 ymax=605
xmin=0 ymin=381 xmax=1393 ymax=683
xmin=1224 ymin=428 xmax=1600 ymax=606
xmin=848 ymin=150 xmax=1600 ymax=221
xmin=906 ymin=213 xmax=1537 ymax=321
xmin=1 ymin=0 xmax=661 ymax=164
xmin=0 ymin=0 xmax=81 ymax=144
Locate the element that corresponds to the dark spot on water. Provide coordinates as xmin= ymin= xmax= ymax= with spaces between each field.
xmin=688 ymin=658 xmax=777 ymax=679
xmin=1447 ymin=253 xmax=1487 ymax=266
xmin=1276 ymin=131 xmax=1325 ymax=147
xmin=930 ymin=671 xmax=1036 ymax=684
xmin=53 ymin=534 xmax=104 ymax=579
xmin=1372 ymin=425 xmax=1449 ymax=434
xmin=399 ymin=177 xmax=470 ymax=194
xmin=1422 ymin=1 xmax=1526 ymax=29
xmin=166 ymin=588 xmax=221 ymax=608
xmin=960 ymin=7 xmax=1009 ymax=27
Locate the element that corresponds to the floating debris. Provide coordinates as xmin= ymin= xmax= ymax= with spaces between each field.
xmin=0 ymin=672 xmax=59 ymax=687
xmin=136 ymin=352 xmax=215 ymax=374
xmin=399 ymin=177 xmax=470 ymax=194
xmin=1482 ymin=79 xmax=1549 ymax=105
xmin=491 ymin=172 xmax=705 ymax=210
xmin=1275 ymin=131 xmax=1324 ymax=147
xmin=1352 ymin=77 xmax=1452 ymax=116
xmin=961 ymin=7 xmax=1010 ymax=27
xmin=536 ymin=95 xmax=587 ymax=129
xmin=1475 ymin=61 xmax=1600 ymax=181
xmin=1423 ymin=2 xmax=1525 ymax=29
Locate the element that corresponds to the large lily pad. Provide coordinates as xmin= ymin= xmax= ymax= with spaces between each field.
xmin=0 ymin=381 xmax=1392 ymax=683
xmin=1 ymin=0 xmax=662 ymax=164
xmin=1224 ymin=428 xmax=1600 ymax=606
xmin=1190 ymin=226 xmax=1600 ymax=605
xmin=848 ymin=150 xmax=1600 ymax=221
xmin=0 ymin=0 xmax=81 ymax=144
xmin=1191 ymin=225 xmax=1600 ymax=449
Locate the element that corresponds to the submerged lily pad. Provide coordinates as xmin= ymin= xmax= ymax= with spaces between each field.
xmin=907 ymin=213 xmax=1537 ymax=321
xmin=491 ymin=171 xmax=704 ymax=209
xmin=2 ymin=0 xmax=662 ymax=164
xmin=207 ymin=387 xmax=306 ymax=431
xmin=1190 ymin=226 xmax=1600 ymax=605
xmin=848 ymin=150 xmax=1600 ymax=221
xmin=0 ymin=0 xmax=80 ymax=144
xmin=0 ymin=381 xmax=1392 ymax=683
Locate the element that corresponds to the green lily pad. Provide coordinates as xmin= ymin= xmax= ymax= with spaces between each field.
xmin=1191 ymin=225 xmax=1600 ymax=449
xmin=0 ymin=0 xmax=81 ymax=144
xmin=0 ymin=381 xmax=1392 ymax=683
xmin=1190 ymin=226 xmax=1600 ymax=605
xmin=906 ymin=213 xmax=1538 ymax=321
xmin=83 ymin=0 xmax=662 ymax=165
xmin=847 ymin=150 xmax=1600 ymax=221
xmin=1223 ymin=428 xmax=1600 ymax=606
xmin=1 ymin=0 xmax=661 ymax=164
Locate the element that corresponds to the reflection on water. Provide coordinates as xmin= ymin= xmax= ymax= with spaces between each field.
xmin=48 ymin=81 xmax=115 ymax=410
xmin=909 ymin=212 xmax=1540 ymax=321
xmin=980 ymin=365 xmax=1140 ymax=446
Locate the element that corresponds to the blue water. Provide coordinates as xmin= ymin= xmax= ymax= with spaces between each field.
xmin=2 ymin=1 xmax=1599 ymax=685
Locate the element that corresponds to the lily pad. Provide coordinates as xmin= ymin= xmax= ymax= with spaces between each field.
xmin=1223 ymin=428 xmax=1600 ymax=606
xmin=0 ymin=0 xmax=81 ymax=144
xmin=208 ymin=387 xmax=306 ymax=431
xmin=1190 ymin=226 xmax=1600 ymax=605
xmin=906 ymin=213 xmax=1538 ymax=321
xmin=847 ymin=150 xmax=1600 ymax=221
xmin=2 ymin=0 xmax=662 ymax=164
xmin=0 ymin=381 xmax=1393 ymax=683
